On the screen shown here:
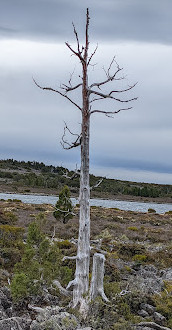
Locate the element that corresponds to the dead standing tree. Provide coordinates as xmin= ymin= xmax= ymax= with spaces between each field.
xmin=34 ymin=8 xmax=137 ymax=312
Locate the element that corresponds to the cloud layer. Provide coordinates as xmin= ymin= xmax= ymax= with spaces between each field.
xmin=0 ymin=1 xmax=172 ymax=184
xmin=1 ymin=0 xmax=172 ymax=44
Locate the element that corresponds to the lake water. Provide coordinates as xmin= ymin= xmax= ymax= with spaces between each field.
xmin=0 ymin=192 xmax=172 ymax=214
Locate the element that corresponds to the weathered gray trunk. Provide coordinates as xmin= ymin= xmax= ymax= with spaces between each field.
xmin=89 ymin=253 xmax=109 ymax=302
xmin=73 ymin=65 xmax=90 ymax=307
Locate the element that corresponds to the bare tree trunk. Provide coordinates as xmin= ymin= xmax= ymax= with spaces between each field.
xmin=34 ymin=7 xmax=137 ymax=313
xmin=89 ymin=253 xmax=109 ymax=302
xmin=73 ymin=61 xmax=90 ymax=307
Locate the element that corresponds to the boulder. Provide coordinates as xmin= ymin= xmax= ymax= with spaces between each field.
xmin=140 ymin=303 xmax=155 ymax=315
xmin=138 ymin=309 xmax=149 ymax=318
xmin=0 ymin=287 xmax=12 ymax=320
xmin=162 ymin=268 xmax=172 ymax=281
xmin=153 ymin=312 xmax=166 ymax=326
xmin=128 ymin=265 xmax=164 ymax=295
xmin=30 ymin=306 xmax=80 ymax=330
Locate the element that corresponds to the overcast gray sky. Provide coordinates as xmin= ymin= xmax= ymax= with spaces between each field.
xmin=0 ymin=0 xmax=172 ymax=184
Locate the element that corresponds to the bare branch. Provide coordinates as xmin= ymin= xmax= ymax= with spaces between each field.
xmin=65 ymin=42 xmax=84 ymax=63
xmin=62 ymin=165 xmax=80 ymax=179
xmin=53 ymin=280 xmax=72 ymax=297
xmin=109 ymin=82 xmax=138 ymax=94
xmin=90 ymin=178 xmax=103 ymax=190
xmin=28 ymin=305 xmax=45 ymax=313
xmin=72 ymin=22 xmax=82 ymax=56
xmin=61 ymin=82 xmax=82 ymax=93
xmin=107 ymin=56 xmax=116 ymax=76
xmin=63 ymin=255 xmax=77 ymax=261
xmin=89 ymin=89 xmax=138 ymax=103
xmin=118 ymin=284 xmax=131 ymax=296
xmin=33 ymin=78 xmax=82 ymax=111
xmin=88 ymin=44 xmax=98 ymax=66
xmin=89 ymin=57 xmax=124 ymax=89
xmin=66 ymin=278 xmax=77 ymax=290
xmin=90 ymin=107 xmax=133 ymax=117
xmin=61 ymin=122 xmax=82 ymax=150
xmin=54 ymin=207 xmax=76 ymax=217
xmin=83 ymin=8 xmax=90 ymax=62
xmin=68 ymin=69 xmax=74 ymax=86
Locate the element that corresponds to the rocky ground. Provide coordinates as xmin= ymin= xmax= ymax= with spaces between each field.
xmin=0 ymin=199 xmax=172 ymax=329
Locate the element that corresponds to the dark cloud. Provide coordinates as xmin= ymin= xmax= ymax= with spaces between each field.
xmin=0 ymin=0 xmax=172 ymax=44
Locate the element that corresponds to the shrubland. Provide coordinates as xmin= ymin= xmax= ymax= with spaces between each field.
xmin=0 ymin=198 xmax=172 ymax=329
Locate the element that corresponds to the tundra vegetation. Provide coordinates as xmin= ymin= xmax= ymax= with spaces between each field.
xmin=0 ymin=198 xmax=172 ymax=329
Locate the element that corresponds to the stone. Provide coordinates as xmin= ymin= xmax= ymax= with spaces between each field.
xmin=128 ymin=265 xmax=164 ymax=295
xmin=140 ymin=303 xmax=155 ymax=315
xmin=153 ymin=312 xmax=166 ymax=325
xmin=0 ymin=270 xmax=10 ymax=282
xmin=138 ymin=309 xmax=149 ymax=317
xmin=30 ymin=306 xmax=80 ymax=330
xmin=162 ymin=268 xmax=172 ymax=280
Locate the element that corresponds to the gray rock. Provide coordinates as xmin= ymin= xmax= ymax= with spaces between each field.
xmin=140 ymin=303 xmax=155 ymax=315
xmin=162 ymin=268 xmax=172 ymax=281
xmin=0 ymin=310 xmax=7 ymax=320
xmin=153 ymin=312 xmax=166 ymax=325
xmin=128 ymin=265 xmax=164 ymax=295
xmin=134 ymin=321 xmax=171 ymax=330
xmin=0 ymin=288 xmax=11 ymax=310
xmin=138 ymin=309 xmax=149 ymax=317
xmin=0 ymin=270 xmax=10 ymax=282
xmin=30 ymin=306 xmax=80 ymax=330
xmin=0 ymin=287 xmax=12 ymax=321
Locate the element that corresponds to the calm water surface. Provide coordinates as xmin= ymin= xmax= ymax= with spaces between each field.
xmin=1 ymin=192 xmax=172 ymax=214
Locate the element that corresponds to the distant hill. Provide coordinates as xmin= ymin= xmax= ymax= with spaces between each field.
xmin=0 ymin=159 xmax=172 ymax=201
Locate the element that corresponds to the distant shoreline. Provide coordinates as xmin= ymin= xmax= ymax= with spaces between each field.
xmin=1 ymin=185 xmax=172 ymax=205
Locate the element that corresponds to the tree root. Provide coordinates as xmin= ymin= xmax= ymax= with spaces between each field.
xmin=53 ymin=280 xmax=72 ymax=296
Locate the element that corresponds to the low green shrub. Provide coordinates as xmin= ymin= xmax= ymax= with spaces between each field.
xmin=132 ymin=254 xmax=147 ymax=263
xmin=128 ymin=226 xmax=138 ymax=231
xmin=11 ymin=273 xmax=31 ymax=300
xmin=152 ymin=281 xmax=172 ymax=328
xmin=1 ymin=211 xmax=18 ymax=224
xmin=0 ymin=225 xmax=24 ymax=248
xmin=148 ymin=208 xmax=156 ymax=213
xmin=56 ymin=240 xmax=72 ymax=249
xmin=104 ymin=280 xmax=121 ymax=299
xmin=11 ymin=221 xmax=73 ymax=301
xmin=118 ymin=243 xmax=146 ymax=259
